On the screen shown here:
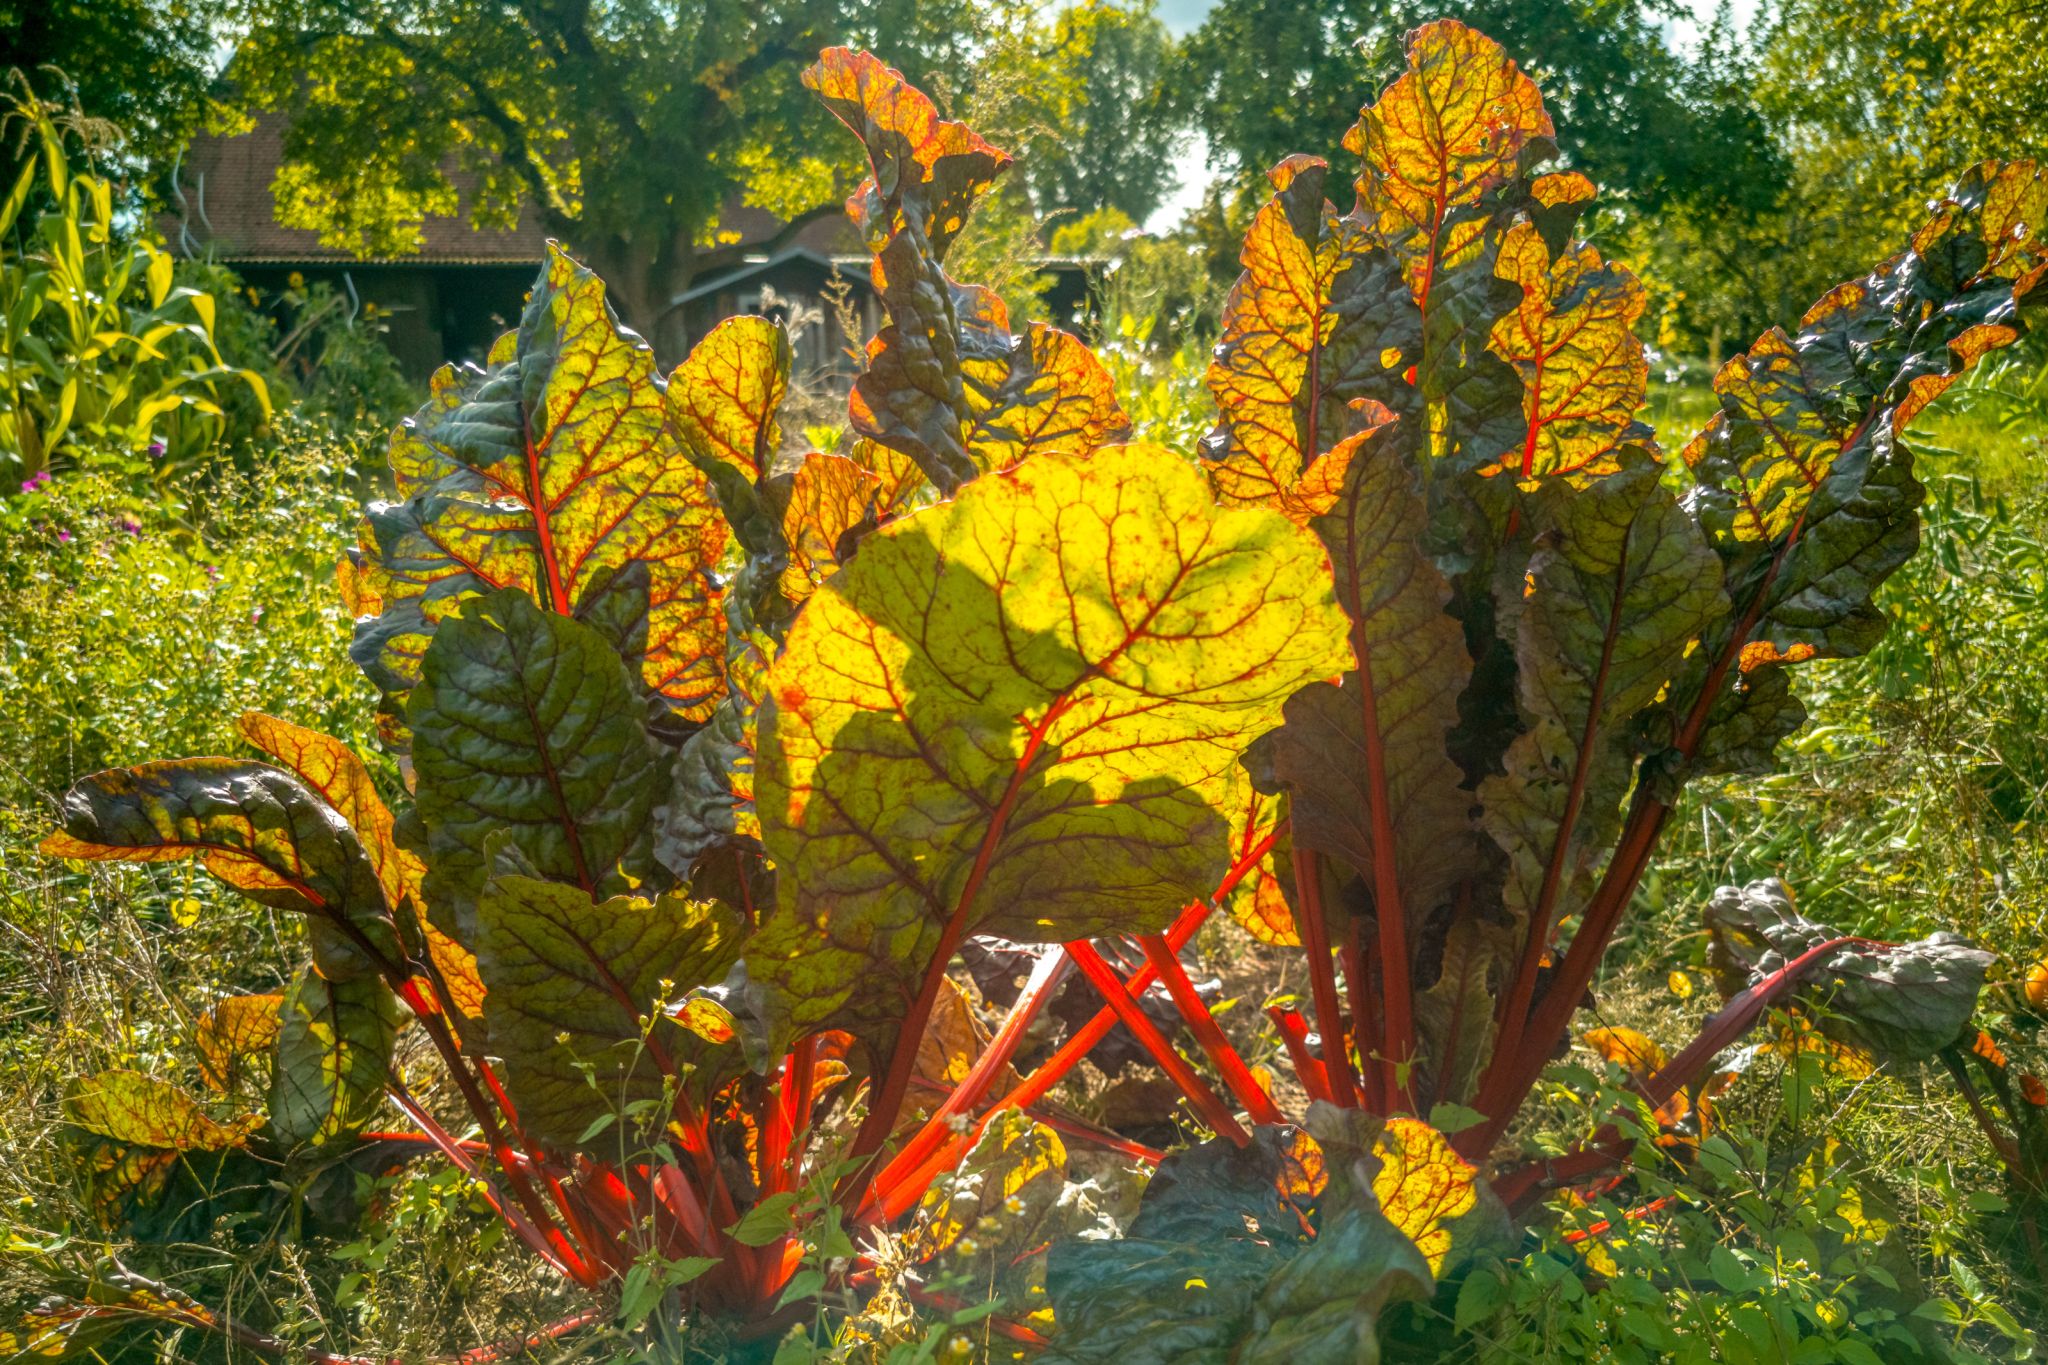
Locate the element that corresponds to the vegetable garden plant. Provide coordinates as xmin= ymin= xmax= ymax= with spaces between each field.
xmin=20 ymin=21 xmax=2046 ymax=1362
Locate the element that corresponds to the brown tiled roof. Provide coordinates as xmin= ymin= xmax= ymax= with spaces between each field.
xmin=162 ymin=110 xmax=550 ymax=264
xmin=161 ymin=109 xmax=863 ymax=266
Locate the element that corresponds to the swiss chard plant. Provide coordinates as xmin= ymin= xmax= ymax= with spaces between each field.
xmin=21 ymin=20 xmax=2046 ymax=1363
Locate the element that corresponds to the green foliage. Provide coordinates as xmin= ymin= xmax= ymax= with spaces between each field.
xmin=222 ymin=0 xmax=1000 ymax=342
xmin=0 ymin=0 xmax=215 ymax=184
xmin=1170 ymin=0 xmax=1785 ymax=225
xmin=5 ymin=21 xmax=2047 ymax=1365
xmin=0 ymin=76 xmax=270 ymax=491
xmin=1008 ymin=0 xmax=1181 ymax=226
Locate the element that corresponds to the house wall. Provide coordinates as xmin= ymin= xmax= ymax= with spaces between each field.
xmin=234 ymin=263 xmax=537 ymax=379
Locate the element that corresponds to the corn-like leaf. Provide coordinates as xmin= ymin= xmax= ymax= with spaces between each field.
xmin=42 ymin=761 xmax=401 ymax=981
xmin=806 ymin=48 xmax=1127 ymax=493
xmin=268 ymin=966 xmax=399 ymax=1150
xmin=474 ymin=874 xmax=746 ymax=1150
xmin=350 ymin=244 xmax=730 ymax=722
xmin=751 ymin=444 xmax=1351 ymax=1045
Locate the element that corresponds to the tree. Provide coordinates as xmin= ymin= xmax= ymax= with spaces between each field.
xmin=0 ymin=0 xmax=216 ymax=186
xmin=1014 ymin=0 xmax=1181 ymax=226
xmin=223 ymin=0 xmax=1002 ymax=354
xmin=1170 ymin=0 xmax=1782 ymax=221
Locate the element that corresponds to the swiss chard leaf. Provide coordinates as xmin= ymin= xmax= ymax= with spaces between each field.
xmin=750 ymin=444 xmax=1352 ymax=1047
xmin=1705 ymin=879 xmax=1994 ymax=1066
xmin=409 ymin=588 xmax=665 ymax=937
xmin=1670 ymin=160 xmax=2046 ymax=770
xmin=42 ymin=760 xmax=401 ymax=981
xmin=1045 ymin=1115 xmax=1497 ymax=1364
xmin=350 ymin=244 xmax=730 ymax=722
xmin=474 ymin=874 xmax=746 ymax=1151
xmin=1259 ymin=415 xmax=1476 ymax=939
xmin=805 ymin=48 xmax=1127 ymax=494
xmin=1477 ymin=459 xmax=1726 ymax=1034
xmin=268 ymin=966 xmax=400 ymax=1150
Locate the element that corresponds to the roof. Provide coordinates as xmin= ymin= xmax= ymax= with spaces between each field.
xmin=158 ymin=110 xmax=864 ymax=267
xmin=162 ymin=110 xmax=550 ymax=264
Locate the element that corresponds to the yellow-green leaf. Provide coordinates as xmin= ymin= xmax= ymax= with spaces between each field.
xmin=752 ymin=443 xmax=1351 ymax=1044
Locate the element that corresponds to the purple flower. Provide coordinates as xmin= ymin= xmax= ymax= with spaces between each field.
xmin=20 ymin=469 xmax=52 ymax=493
xmin=121 ymin=517 xmax=142 ymax=535
xmin=55 ymin=529 xmax=71 ymax=543
xmin=147 ymin=441 xmax=165 ymax=458
xmin=18 ymin=479 xmax=33 ymax=494
xmin=203 ymin=564 xmax=220 ymax=579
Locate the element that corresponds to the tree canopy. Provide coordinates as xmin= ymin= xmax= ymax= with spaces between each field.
xmin=1170 ymin=0 xmax=1784 ymax=220
xmin=222 ymin=0 xmax=998 ymax=350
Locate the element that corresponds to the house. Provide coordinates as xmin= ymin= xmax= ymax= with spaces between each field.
xmin=161 ymin=111 xmax=1098 ymax=383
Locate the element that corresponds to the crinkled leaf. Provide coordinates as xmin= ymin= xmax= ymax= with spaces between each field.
xmin=64 ymin=1071 xmax=257 ymax=1152
xmin=1705 ymin=879 xmax=1994 ymax=1065
xmin=1479 ymin=460 xmax=1726 ymax=977
xmin=654 ymin=631 xmax=770 ymax=876
xmin=1235 ymin=1205 xmax=1433 ymax=1365
xmin=1261 ymin=416 xmax=1474 ymax=934
xmin=350 ymin=244 xmax=729 ymax=719
xmin=195 ymin=994 xmax=282 ymax=1093
xmin=1485 ymin=221 xmax=1653 ymax=482
xmin=807 ymin=48 xmax=1126 ymax=492
xmin=268 ymin=966 xmax=399 ymax=1150
xmin=752 ymin=444 xmax=1350 ymax=1044
xmin=41 ymin=760 xmax=400 ymax=981
xmin=475 ymin=874 xmax=746 ymax=1150
xmin=1345 ymin=20 xmax=1552 ymax=305
xmin=409 ymin=588 xmax=665 ymax=938
xmin=1043 ymin=1128 xmax=1319 ymax=1365
xmin=1670 ymin=161 xmax=2043 ymax=770
xmin=1202 ymin=157 xmax=1418 ymax=506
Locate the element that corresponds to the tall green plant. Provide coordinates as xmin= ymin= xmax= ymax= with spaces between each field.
xmin=0 ymin=74 xmax=268 ymax=487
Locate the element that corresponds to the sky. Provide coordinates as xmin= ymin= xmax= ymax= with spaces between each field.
xmin=1141 ymin=0 xmax=1758 ymax=230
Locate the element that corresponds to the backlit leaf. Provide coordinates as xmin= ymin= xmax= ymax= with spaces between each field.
xmin=752 ymin=444 xmax=1351 ymax=1044
xmin=64 ymin=1071 xmax=258 ymax=1153
xmin=41 ymin=761 xmax=401 ymax=981
xmin=409 ymin=589 xmax=665 ymax=938
xmin=268 ymin=966 xmax=400 ymax=1149
xmin=1202 ymin=157 xmax=1418 ymax=507
xmin=1485 ymin=221 xmax=1652 ymax=482
xmin=807 ymin=48 xmax=1126 ymax=492
xmin=475 ymin=874 xmax=746 ymax=1150
xmin=771 ymin=451 xmax=887 ymax=603
xmin=668 ymin=314 xmax=790 ymax=484
xmin=195 ymin=994 xmax=282 ymax=1092
xmin=350 ymin=244 xmax=729 ymax=720
xmin=1345 ymin=20 xmax=1552 ymax=305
